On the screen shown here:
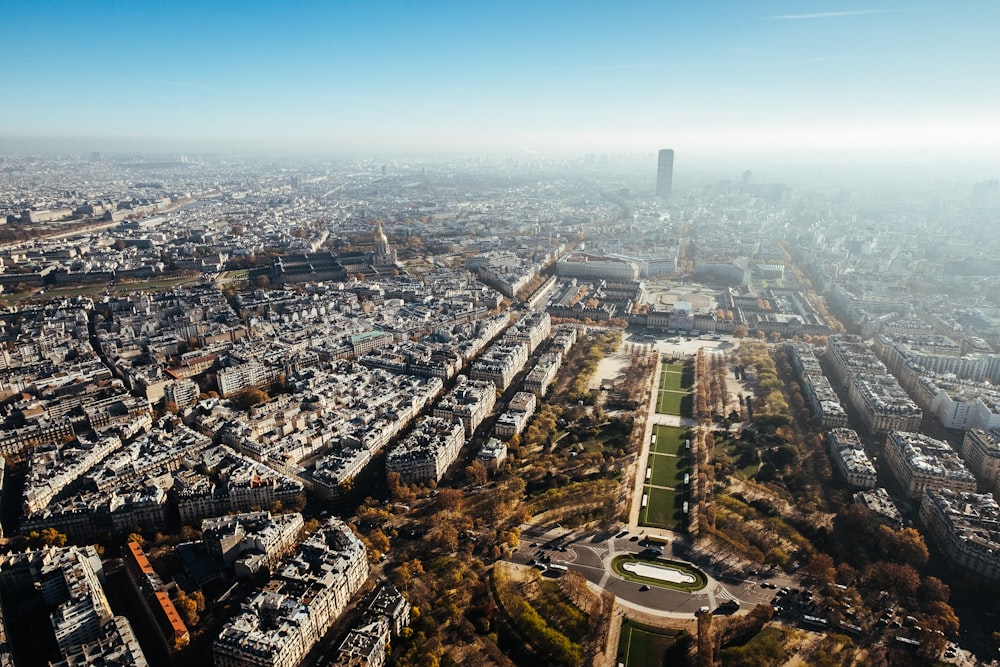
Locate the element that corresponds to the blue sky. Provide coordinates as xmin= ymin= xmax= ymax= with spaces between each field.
xmin=3 ymin=1 xmax=998 ymax=162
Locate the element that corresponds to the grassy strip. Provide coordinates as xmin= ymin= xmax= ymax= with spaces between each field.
xmin=651 ymin=424 xmax=690 ymax=456
xmin=658 ymin=369 xmax=685 ymax=392
xmin=656 ymin=390 xmax=687 ymax=415
xmin=641 ymin=486 xmax=682 ymax=529
xmin=719 ymin=626 xmax=790 ymax=665
xmin=525 ymin=479 xmax=618 ymax=516
xmin=536 ymin=581 xmax=589 ymax=643
xmin=492 ymin=566 xmax=583 ymax=666
xmin=648 ymin=452 xmax=688 ymax=488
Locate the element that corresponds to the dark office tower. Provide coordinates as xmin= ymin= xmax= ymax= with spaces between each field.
xmin=656 ymin=149 xmax=674 ymax=198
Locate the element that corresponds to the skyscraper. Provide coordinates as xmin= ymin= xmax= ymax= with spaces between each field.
xmin=656 ymin=149 xmax=674 ymax=199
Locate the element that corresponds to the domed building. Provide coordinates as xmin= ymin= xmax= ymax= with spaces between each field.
xmin=372 ymin=221 xmax=398 ymax=269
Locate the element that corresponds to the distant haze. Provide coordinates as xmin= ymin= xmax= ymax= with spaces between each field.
xmin=3 ymin=1 xmax=998 ymax=180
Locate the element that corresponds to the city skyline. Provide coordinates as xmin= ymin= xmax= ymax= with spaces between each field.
xmin=3 ymin=1 xmax=1000 ymax=174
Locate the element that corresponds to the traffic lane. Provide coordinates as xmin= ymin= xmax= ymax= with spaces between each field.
xmin=602 ymin=573 xmax=707 ymax=613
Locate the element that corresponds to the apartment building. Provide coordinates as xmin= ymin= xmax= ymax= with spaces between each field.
xmin=827 ymin=428 xmax=877 ymax=489
xmin=920 ymin=489 xmax=1000 ymax=583
xmin=884 ymin=431 xmax=977 ymax=500
xmin=214 ymin=519 xmax=368 ymax=667
xmin=385 ymin=417 xmax=465 ymax=485
xmin=432 ymin=377 xmax=496 ymax=436
xmin=848 ymin=375 xmax=922 ymax=436
xmin=960 ymin=429 xmax=1000 ymax=494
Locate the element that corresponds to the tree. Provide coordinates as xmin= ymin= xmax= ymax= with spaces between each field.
xmin=465 ymin=460 xmax=488 ymax=486
xmin=435 ymin=488 xmax=463 ymax=512
xmin=368 ymin=528 xmax=391 ymax=557
xmin=866 ymin=562 xmax=920 ymax=598
xmin=805 ymin=553 xmax=836 ymax=584
xmin=428 ymin=524 xmax=459 ymax=553
xmin=925 ymin=600 xmax=960 ymax=637
xmin=387 ymin=471 xmax=416 ymax=504
xmin=26 ymin=528 xmax=68 ymax=548
xmin=394 ymin=558 xmax=425 ymax=592
xmin=285 ymin=494 xmax=307 ymax=512
xmin=734 ymin=325 xmax=749 ymax=338
xmin=764 ymin=547 xmax=790 ymax=568
xmin=232 ymin=387 xmax=269 ymax=410
xmin=175 ymin=589 xmax=199 ymax=627
xmin=877 ymin=525 xmax=929 ymax=567
xmin=918 ymin=576 xmax=950 ymax=604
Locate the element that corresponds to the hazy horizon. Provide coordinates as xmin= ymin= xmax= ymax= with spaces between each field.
xmin=3 ymin=1 xmax=999 ymax=182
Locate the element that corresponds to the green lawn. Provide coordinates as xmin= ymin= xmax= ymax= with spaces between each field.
xmin=661 ymin=361 xmax=685 ymax=374
xmin=640 ymin=486 xmax=683 ymax=529
xmin=114 ymin=275 xmax=200 ymax=293
xmin=658 ymin=368 xmax=684 ymax=392
xmin=648 ymin=453 xmax=688 ymax=488
xmin=618 ymin=619 xmax=685 ymax=667
xmin=659 ymin=360 xmax=694 ymax=389
xmin=651 ymin=425 xmax=689 ymax=456
xmin=713 ymin=434 xmax=759 ymax=480
xmin=655 ymin=390 xmax=687 ymax=415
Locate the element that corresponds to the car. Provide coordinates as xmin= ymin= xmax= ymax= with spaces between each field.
xmin=629 ymin=535 xmax=639 ymax=541
xmin=697 ymin=606 xmax=710 ymax=614
xmin=639 ymin=585 xmax=650 ymax=592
